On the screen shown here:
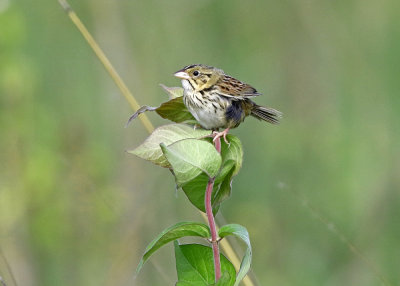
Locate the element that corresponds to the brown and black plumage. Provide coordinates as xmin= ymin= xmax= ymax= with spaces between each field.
xmin=174 ymin=64 xmax=281 ymax=142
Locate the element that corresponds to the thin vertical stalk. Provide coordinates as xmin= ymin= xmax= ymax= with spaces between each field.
xmin=58 ymin=0 xmax=154 ymax=134
xmin=0 ymin=247 xmax=16 ymax=286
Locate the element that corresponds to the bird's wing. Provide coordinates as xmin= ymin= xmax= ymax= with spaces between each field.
xmin=214 ymin=75 xmax=261 ymax=99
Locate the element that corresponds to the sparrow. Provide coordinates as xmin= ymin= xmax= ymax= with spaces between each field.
xmin=174 ymin=64 xmax=281 ymax=143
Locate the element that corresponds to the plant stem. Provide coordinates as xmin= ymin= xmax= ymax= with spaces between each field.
xmin=205 ymin=136 xmax=222 ymax=282
xmin=58 ymin=0 xmax=155 ymax=134
xmin=214 ymin=136 xmax=221 ymax=154
xmin=205 ymin=176 xmax=221 ymax=282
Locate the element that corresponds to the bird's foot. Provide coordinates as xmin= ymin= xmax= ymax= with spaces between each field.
xmin=212 ymin=128 xmax=230 ymax=145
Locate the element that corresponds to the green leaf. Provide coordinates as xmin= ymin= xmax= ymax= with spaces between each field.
xmin=130 ymin=127 xmax=243 ymax=214
xmin=176 ymin=282 xmax=200 ymax=286
xmin=136 ymin=222 xmax=210 ymax=274
xmin=178 ymin=135 xmax=243 ymax=214
xmin=127 ymin=124 xmax=210 ymax=168
xmin=126 ymin=85 xmax=197 ymax=125
xmin=176 ymin=272 xmax=232 ymax=286
xmin=161 ymin=139 xmax=222 ymax=185
xmin=211 ymin=135 xmax=243 ymax=212
xmin=156 ymin=96 xmax=197 ymax=124
xmin=213 ymin=272 xmax=233 ymax=286
xmin=160 ymin=84 xmax=184 ymax=99
xmin=220 ymin=135 xmax=243 ymax=176
xmin=180 ymin=161 xmax=235 ymax=214
xmin=180 ymin=173 xmax=210 ymax=212
xmin=212 ymin=162 xmax=236 ymax=213
xmin=218 ymin=224 xmax=252 ymax=286
xmin=174 ymin=242 xmax=236 ymax=286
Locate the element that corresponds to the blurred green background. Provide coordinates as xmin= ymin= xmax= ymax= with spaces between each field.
xmin=1 ymin=0 xmax=399 ymax=285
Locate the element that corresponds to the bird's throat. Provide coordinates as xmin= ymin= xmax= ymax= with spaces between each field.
xmin=181 ymin=79 xmax=195 ymax=92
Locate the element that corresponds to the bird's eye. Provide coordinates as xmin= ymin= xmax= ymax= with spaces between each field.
xmin=193 ymin=70 xmax=199 ymax=76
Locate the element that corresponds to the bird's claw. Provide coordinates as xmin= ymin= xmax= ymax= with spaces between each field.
xmin=212 ymin=129 xmax=230 ymax=145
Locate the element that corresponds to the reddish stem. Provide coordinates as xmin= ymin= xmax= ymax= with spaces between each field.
xmin=214 ymin=135 xmax=221 ymax=153
xmin=205 ymin=136 xmax=222 ymax=282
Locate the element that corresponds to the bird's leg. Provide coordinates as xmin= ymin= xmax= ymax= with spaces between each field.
xmin=212 ymin=128 xmax=230 ymax=145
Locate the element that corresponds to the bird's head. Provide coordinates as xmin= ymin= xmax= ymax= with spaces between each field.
xmin=174 ymin=64 xmax=223 ymax=91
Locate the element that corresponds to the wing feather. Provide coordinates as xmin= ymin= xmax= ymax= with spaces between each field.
xmin=214 ymin=75 xmax=261 ymax=99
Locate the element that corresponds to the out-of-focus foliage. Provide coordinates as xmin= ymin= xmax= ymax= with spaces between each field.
xmin=0 ymin=0 xmax=399 ymax=285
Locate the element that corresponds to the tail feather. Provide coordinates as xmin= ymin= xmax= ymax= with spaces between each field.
xmin=251 ymin=105 xmax=282 ymax=124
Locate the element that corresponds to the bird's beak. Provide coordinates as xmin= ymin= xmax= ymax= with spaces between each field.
xmin=174 ymin=71 xmax=190 ymax=80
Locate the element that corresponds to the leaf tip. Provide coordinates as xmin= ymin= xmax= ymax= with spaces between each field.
xmin=135 ymin=259 xmax=144 ymax=276
xmin=125 ymin=113 xmax=138 ymax=128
